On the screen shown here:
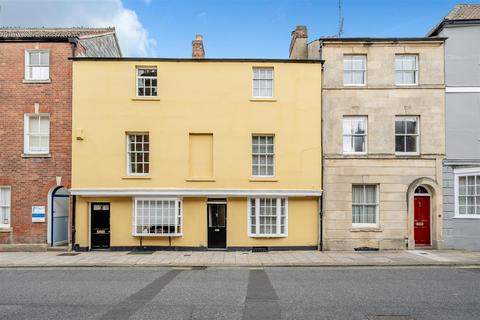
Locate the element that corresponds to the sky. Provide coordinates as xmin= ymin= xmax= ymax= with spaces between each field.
xmin=0 ymin=0 xmax=478 ymax=58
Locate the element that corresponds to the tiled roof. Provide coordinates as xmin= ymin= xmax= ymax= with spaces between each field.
xmin=0 ymin=27 xmax=116 ymax=39
xmin=445 ymin=4 xmax=480 ymax=20
xmin=428 ymin=4 xmax=480 ymax=36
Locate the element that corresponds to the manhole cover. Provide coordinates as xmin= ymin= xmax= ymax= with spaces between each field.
xmin=57 ymin=253 xmax=81 ymax=256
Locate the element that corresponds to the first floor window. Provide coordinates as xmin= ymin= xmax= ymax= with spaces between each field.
xmin=352 ymin=185 xmax=378 ymax=226
xmin=136 ymin=67 xmax=157 ymax=97
xmin=457 ymin=174 xmax=480 ymax=217
xmin=343 ymin=116 xmax=367 ymax=154
xmin=0 ymin=187 xmax=11 ymax=228
xmin=25 ymin=50 xmax=49 ymax=81
xmin=395 ymin=55 xmax=418 ymax=85
xmin=249 ymin=198 xmax=287 ymax=237
xmin=344 ymin=55 xmax=366 ymax=85
xmin=252 ymin=67 xmax=274 ymax=98
xmin=252 ymin=135 xmax=275 ymax=177
xmin=24 ymin=114 xmax=50 ymax=154
xmin=134 ymin=198 xmax=182 ymax=236
xmin=395 ymin=116 xmax=419 ymax=154
xmin=127 ymin=133 xmax=149 ymax=175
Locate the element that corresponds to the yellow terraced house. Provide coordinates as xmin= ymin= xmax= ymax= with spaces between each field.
xmin=70 ymin=38 xmax=322 ymax=251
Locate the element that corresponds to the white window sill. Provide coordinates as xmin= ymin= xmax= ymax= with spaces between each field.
xmin=395 ymin=152 xmax=420 ymax=157
xmin=132 ymin=97 xmax=160 ymax=101
xmin=343 ymin=84 xmax=366 ymax=87
xmin=249 ymin=234 xmax=287 ymax=238
xmin=122 ymin=176 xmax=152 ymax=180
xmin=22 ymin=153 xmax=51 ymax=158
xmin=343 ymin=152 xmax=367 ymax=155
xmin=249 ymin=177 xmax=278 ymax=182
xmin=0 ymin=227 xmax=13 ymax=233
xmin=350 ymin=227 xmax=382 ymax=232
xmin=250 ymin=98 xmax=277 ymax=102
xmin=133 ymin=233 xmax=182 ymax=237
xmin=395 ymin=83 xmax=418 ymax=87
xmin=453 ymin=215 xmax=480 ymax=219
xmin=185 ymin=177 xmax=216 ymax=182
xmin=23 ymin=79 xmax=51 ymax=84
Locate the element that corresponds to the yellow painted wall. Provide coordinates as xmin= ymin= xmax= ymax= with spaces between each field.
xmin=75 ymin=196 xmax=318 ymax=248
xmin=72 ymin=60 xmax=322 ymax=190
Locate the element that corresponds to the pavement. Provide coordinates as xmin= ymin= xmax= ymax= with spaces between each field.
xmin=1 ymin=266 xmax=480 ymax=319
xmin=0 ymin=249 xmax=479 ymax=268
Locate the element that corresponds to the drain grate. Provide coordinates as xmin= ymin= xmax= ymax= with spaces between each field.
xmin=57 ymin=253 xmax=81 ymax=256
xmin=354 ymin=247 xmax=379 ymax=252
xmin=191 ymin=266 xmax=207 ymax=270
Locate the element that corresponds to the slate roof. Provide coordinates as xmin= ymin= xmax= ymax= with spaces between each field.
xmin=428 ymin=4 xmax=480 ymax=36
xmin=0 ymin=27 xmax=122 ymax=57
xmin=0 ymin=27 xmax=115 ymax=40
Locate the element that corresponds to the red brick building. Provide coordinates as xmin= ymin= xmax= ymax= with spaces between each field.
xmin=0 ymin=28 xmax=121 ymax=250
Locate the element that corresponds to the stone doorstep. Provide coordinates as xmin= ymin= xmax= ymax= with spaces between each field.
xmin=0 ymin=244 xmax=47 ymax=252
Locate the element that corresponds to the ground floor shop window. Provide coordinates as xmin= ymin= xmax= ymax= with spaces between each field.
xmin=248 ymin=197 xmax=287 ymax=237
xmin=133 ymin=198 xmax=182 ymax=236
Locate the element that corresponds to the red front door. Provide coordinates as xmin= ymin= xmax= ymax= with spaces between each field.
xmin=414 ymin=196 xmax=431 ymax=246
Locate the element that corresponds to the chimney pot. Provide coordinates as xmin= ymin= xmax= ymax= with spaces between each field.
xmin=192 ymin=34 xmax=205 ymax=59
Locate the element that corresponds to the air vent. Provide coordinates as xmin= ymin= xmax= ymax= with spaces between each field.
xmin=251 ymin=247 xmax=269 ymax=253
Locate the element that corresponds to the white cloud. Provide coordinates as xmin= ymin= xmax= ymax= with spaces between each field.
xmin=0 ymin=0 xmax=156 ymax=56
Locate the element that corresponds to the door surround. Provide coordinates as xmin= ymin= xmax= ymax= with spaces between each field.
xmin=407 ymin=178 xmax=443 ymax=249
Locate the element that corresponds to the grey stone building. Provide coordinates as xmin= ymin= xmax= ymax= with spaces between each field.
xmin=290 ymin=26 xmax=446 ymax=250
xmin=429 ymin=5 xmax=480 ymax=250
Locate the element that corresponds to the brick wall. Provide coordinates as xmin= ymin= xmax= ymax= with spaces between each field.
xmin=0 ymin=41 xmax=72 ymax=244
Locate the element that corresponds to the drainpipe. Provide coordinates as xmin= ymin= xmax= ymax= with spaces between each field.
xmin=72 ymin=195 xmax=76 ymax=250
xmin=319 ymin=40 xmax=325 ymax=251
xmin=68 ymin=37 xmax=78 ymax=57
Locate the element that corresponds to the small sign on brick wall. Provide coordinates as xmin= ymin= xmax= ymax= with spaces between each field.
xmin=32 ymin=206 xmax=46 ymax=223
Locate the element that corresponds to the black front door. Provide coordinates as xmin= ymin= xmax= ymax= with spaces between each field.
xmin=91 ymin=203 xmax=110 ymax=249
xmin=208 ymin=203 xmax=227 ymax=249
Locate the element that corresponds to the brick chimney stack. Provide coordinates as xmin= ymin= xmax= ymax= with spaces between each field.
xmin=289 ymin=25 xmax=308 ymax=59
xmin=192 ymin=34 xmax=205 ymax=59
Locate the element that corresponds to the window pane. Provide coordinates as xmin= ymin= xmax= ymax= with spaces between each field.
xmin=406 ymin=119 xmax=418 ymax=134
xmin=395 ymin=136 xmax=405 ymax=152
xmin=352 ymin=186 xmax=364 ymax=204
xmin=364 ymin=186 xmax=376 ymax=203
xmin=405 ymin=136 xmax=417 ymax=152
xmin=353 ymin=136 xmax=365 ymax=152
xmin=395 ymin=120 xmax=405 ymax=134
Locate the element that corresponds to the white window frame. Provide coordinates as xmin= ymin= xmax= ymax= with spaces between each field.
xmin=132 ymin=197 xmax=182 ymax=236
xmin=343 ymin=116 xmax=367 ymax=155
xmin=247 ymin=197 xmax=288 ymax=237
xmin=454 ymin=168 xmax=480 ymax=219
xmin=252 ymin=67 xmax=274 ymax=98
xmin=25 ymin=49 xmax=49 ymax=81
xmin=343 ymin=55 xmax=366 ymax=86
xmin=251 ymin=134 xmax=275 ymax=178
xmin=352 ymin=184 xmax=379 ymax=228
xmin=0 ymin=186 xmax=11 ymax=228
xmin=136 ymin=67 xmax=158 ymax=97
xmin=126 ymin=133 xmax=150 ymax=176
xmin=24 ymin=113 xmax=50 ymax=155
xmin=395 ymin=116 xmax=420 ymax=156
xmin=395 ymin=54 xmax=418 ymax=86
